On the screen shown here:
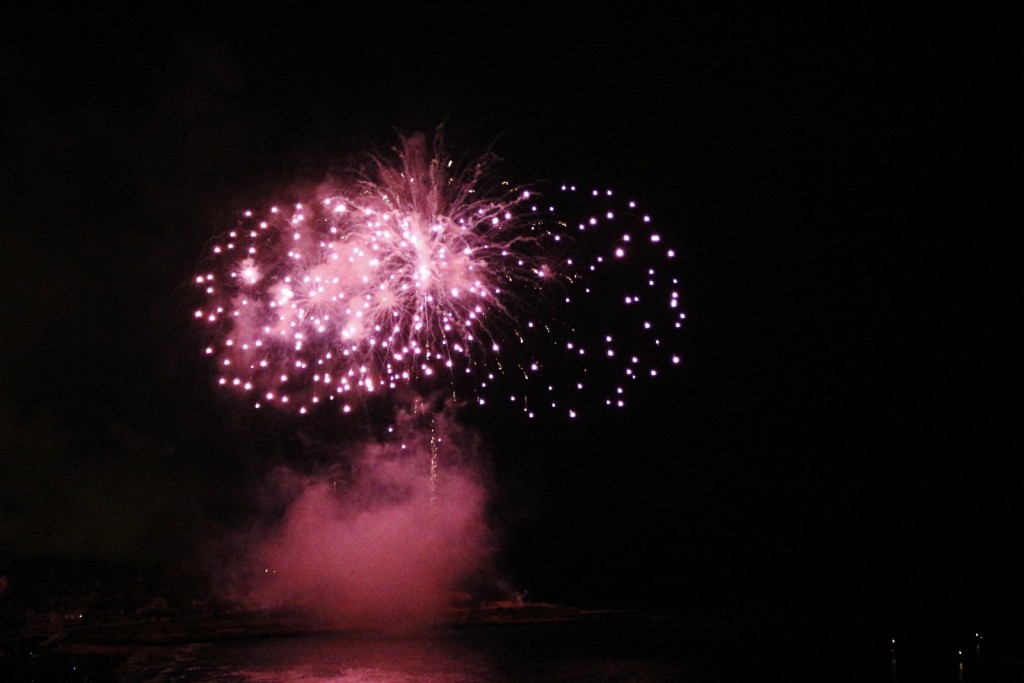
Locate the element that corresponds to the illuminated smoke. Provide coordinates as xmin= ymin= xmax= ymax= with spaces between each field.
xmin=222 ymin=407 xmax=494 ymax=632
xmin=197 ymin=130 xmax=685 ymax=630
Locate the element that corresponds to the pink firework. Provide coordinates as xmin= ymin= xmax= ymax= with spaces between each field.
xmin=195 ymin=132 xmax=684 ymax=419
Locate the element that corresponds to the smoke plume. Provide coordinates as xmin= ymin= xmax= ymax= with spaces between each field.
xmin=220 ymin=405 xmax=496 ymax=632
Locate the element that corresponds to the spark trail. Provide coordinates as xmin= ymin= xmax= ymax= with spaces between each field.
xmin=196 ymin=131 xmax=684 ymax=419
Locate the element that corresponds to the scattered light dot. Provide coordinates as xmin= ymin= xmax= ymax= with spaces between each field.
xmin=197 ymin=138 xmax=684 ymax=417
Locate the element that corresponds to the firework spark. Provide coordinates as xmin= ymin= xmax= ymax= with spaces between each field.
xmin=196 ymin=132 xmax=684 ymax=419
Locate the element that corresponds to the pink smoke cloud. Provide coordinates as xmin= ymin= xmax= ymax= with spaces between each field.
xmin=221 ymin=407 xmax=496 ymax=633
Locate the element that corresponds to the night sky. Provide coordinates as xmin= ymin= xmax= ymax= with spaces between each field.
xmin=1 ymin=5 xmax=1017 ymax=649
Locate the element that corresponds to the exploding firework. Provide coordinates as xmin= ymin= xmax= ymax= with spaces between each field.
xmin=195 ymin=131 xmax=684 ymax=419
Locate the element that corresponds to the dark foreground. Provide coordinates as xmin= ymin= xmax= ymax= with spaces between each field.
xmin=2 ymin=604 xmax=1023 ymax=682
xmin=3 ymin=606 xmax=687 ymax=682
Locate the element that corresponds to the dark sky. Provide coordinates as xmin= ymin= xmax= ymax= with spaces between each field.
xmin=1 ymin=5 xmax=1017 ymax=641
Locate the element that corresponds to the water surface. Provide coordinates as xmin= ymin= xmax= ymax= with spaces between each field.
xmin=118 ymin=618 xmax=688 ymax=682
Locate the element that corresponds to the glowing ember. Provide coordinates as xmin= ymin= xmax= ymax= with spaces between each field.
xmin=196 ymin=131 xmax=684 ymax=418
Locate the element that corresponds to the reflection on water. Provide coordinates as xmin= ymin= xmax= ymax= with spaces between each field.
xmin=90 ymin=616 xmax=1022 ymax=682
xmin=118 ymin=619 xmax=688 ymax=682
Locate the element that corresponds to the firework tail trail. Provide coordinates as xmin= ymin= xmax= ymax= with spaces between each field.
xmin=196 ymin=129 xmax=685 ymax=628
xmin=220 ymin=404 xmax=494 ymax=632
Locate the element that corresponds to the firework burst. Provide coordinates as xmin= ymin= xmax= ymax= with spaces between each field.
xmin=195 ymin=131 xmax=684 ymax=419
